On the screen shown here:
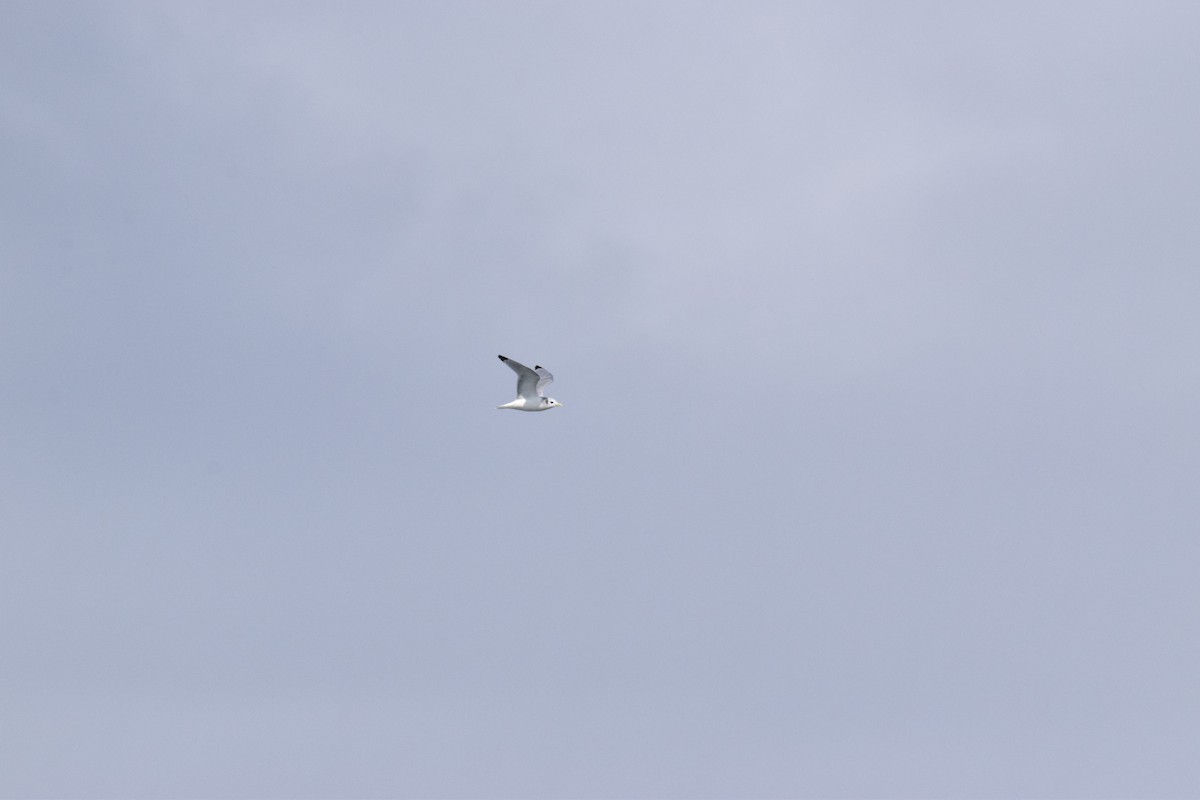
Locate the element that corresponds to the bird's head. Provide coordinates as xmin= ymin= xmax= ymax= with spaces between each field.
xmin=544 ymin=398 xmax=564 ymax=409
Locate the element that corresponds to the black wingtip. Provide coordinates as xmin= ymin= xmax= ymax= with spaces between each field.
xmin=498 ymin=355 xmax=508 ymax=362
xmin=535 ymin=365 xmax=542 ymax=370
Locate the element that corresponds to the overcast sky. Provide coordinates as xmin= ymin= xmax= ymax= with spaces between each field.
xmin=3 ymin=2 xmax=1199 ymax=797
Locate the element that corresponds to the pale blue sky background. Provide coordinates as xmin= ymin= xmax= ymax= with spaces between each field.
xmin=2 ymin=1 xmax=1199 ymax=797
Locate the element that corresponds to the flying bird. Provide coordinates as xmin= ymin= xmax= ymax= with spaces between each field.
xmin=497 ymin=355 xmax=563 ymax=411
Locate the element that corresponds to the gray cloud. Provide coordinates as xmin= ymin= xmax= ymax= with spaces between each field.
xmin=2 ymin=2 xmax=1199 ymax=797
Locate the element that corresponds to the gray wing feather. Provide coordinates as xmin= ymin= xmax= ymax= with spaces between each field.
xmin=534 ymin=366 xmax=554 ymax=395
xmin=499 ymin=355 xmax=541 ymax=400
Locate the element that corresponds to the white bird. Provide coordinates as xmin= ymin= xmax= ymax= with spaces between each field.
xmin=496 ymin=355 xmax=563 ymax=411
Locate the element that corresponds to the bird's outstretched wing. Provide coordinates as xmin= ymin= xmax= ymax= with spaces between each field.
xmin=499 ymin=355 xmax=541 ymax=400
xmin=534 ymin=365 xmax=554 ymax=395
